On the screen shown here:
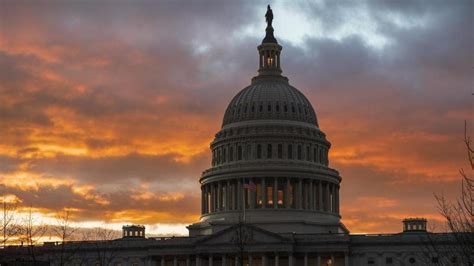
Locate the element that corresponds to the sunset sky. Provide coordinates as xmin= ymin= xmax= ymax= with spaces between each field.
xmin=0 ymin=1 xmax=472 ymax=237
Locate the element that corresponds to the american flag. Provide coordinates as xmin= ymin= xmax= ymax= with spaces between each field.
xmin=243 ymin=180 xmax=256 ymax=190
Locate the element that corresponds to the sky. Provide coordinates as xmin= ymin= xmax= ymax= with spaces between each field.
xmin=0 ymin=0 xmax=473 ymax=237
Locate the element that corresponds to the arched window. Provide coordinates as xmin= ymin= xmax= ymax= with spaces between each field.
xmin=278 ymin=144 xmax=283 ymax=159
xmin=229 ymin=146 xmax=234 ymax=161
xmin=288 ymin=144 xmax=293 ymax=159
xmin=297 ymin=145 xmax=302 ymax=160
xmin=257 ymin=144 xmax=262 ymax=159
xmin=267 ymin=144 xmax=272 ymax=159
xmin=237 ymin=146 xmax=242 ymax=160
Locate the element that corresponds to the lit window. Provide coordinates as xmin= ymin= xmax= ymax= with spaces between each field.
xmin=267 ymin=185 xmax=273 ymax=205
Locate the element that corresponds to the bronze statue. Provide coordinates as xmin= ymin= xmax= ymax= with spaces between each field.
xmin=265 ymin=5 xmax=273 ymax=28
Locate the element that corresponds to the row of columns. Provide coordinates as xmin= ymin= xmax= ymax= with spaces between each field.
xmin=159 ymin=253 xmax=349 ymax=266
xmin=212 ymin=142 xmax=328 ymax=167
xmin=201 ymin=178 xmax=339 ymax=215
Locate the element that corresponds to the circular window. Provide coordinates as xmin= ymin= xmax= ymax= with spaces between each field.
xmin=409 ymin=257 xmax=416 ymax=264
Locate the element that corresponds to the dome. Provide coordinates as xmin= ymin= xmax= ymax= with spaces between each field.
xmin=222 ymin=77 xmax=319 ymax=127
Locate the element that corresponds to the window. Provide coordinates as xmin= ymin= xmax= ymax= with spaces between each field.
xmin=297 ymin=145 xmax=302 ymax=160
xmin=278 ymin=144 xmax=283 ymax=159
xmin=268 ymin=104 xmax=271 ymax=112
xmin=256 ymin=182 xmax=262 ymax=207
xmin=251 ymin=105 xmax=255 ymax=113
xmin=306 ymin=146 xmax=310 ymax=161
xmin=237 ymin=146 xmax=242 ymax=160
xmin=451 ymin=257 xmax=457 ymax=263
xmin=367 ymin=258 xmax=375 ymax=264
xmin=267 ymin=185 xmax=273 ymax=205
xmin=386 ymin=257 xmax=393 ymax=264
xmin=284 ymin=105 xmax=288 ymax=112
xmin=257 ymin=144 xmax=262 ymax=159
xmin=276 ymin=104 xmax=280 ymax=112
xmin=229 ymin=146 xmax=234 ymax=161
xmin=259 ymin=105 xmax=263 ymax=112
xmin=431 ymin=257 xmax=439 ymax=263
xmin=277 ymin=180 xmax=284 ymax=207
xmin=246 ymin=144 xmax=251 ymax=160
xmin=288 ymin=144 xmax=293 ymax=159
xmin=408 ymin=258 xmax=416 ymax=264
xmin=292 ymin=105 xmax=295 ymax=113
xmin=289 ymin=181 xmax=294 ymax=207
xmin=313 ymin=148 xmax=317 ymax=162
xmin=223 ymin=148 xmax=226 ymax=163
xmin=267 ymin=144 xmax=272 ymax=159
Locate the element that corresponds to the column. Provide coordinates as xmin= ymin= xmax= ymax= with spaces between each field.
xmin=161 ymin=257 xmax=165 ymax=266
xmin=309 ymin=180 xmax=313 ymax=210
xmin=209 ymin=255 xmax=213 ymax=266
xmin=305 ymin=181 xmax=309 ymax=209
xmin=275 ymin=255 xmax=279 ymax=266
xmin=262 ymin=178 xmax=267 ymax=208
xmin=234 ymin=256 xmax=239 ymax=266
xmin=285 ymin=178 xmax=290 ymax=208
xmin=289 ymin=254 xmax=294 ymax=266
xmin=238 ymin=179 xmax=242 ymax=210
xmin=336 ymin=186 xmax=340 ymax=214
xmin=331 ymin=255 xmax=335 ymax=266
xmin=250 ymin=178 xmax=256 ymax=209
xmin=298 ymin=179 xmax=303 ymax=209
xmin=344 ymin=253 xmax=349 ymax=266
xmin=325 ymin=182 xmax=330 ymax=212
xmin=273 ymin=177 xmax=278 ymax=208
xmin=196 ymin=256 xmax=201 ymax=266
xmin=186 ymin=257 xmax=190 ymax=266
xmin=317 ymin=255 xmax=321 ymax=266
xmin=211 ymin=184 xmax=215 ymax=212
xmin=222 ymin=255 xmax=227 ymax=266
xmin=226 ymin=181 xmax=230 ymax=211
xmin=248 ymin=254 xmax=253 ymax=266
xmin=318 ymin=182 xmax=323 ymax=211
xmin=174 ymin=257 xmax=178 ymax=266
xmin=217 ymin=182 xmax=222 ymax=211
xmin=201 ymin=186 xmax=205 ymax=214
xmin=262 ymin=254 xmax=267 ymax=266
xmin=304 ymin=253 xmax=308 ymax=266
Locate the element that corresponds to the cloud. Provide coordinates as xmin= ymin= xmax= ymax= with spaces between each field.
xmin=0 ymin=0 xmax=471 ymax=234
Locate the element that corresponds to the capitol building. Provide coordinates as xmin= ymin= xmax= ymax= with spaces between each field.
xmin=0 ymin=7 xmax=468 ymax=266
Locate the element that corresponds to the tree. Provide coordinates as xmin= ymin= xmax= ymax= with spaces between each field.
xmin=422 ymin=122 xmax=474 ymax=264
xmin=1 ymin=199 xmax=19 ymax=247
xmin=50 ymin=209 xmax=78 ymax=266
xmin=20 ymin=205 xmax=47 ymax=262
xmin=83 ymin=225 xmax=121 ymax=266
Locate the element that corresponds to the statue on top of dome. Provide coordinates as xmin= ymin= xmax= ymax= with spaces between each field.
xmin=265 ymin=5 xmax=273 ymax=28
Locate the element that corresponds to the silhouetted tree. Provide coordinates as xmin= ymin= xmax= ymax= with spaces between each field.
xmin=421 ymin=122 xmax=474 ymax=264
xmin=20 ymin=206 xmax=47 ymax=262
xmin=1 ymin=200 xmax=19 ymax=247
xmin=83 ymin=225 xmax=121 ymax=266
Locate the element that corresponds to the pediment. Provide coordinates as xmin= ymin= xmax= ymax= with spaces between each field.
xmin=197 ymin=224 xmax=289 ymax=245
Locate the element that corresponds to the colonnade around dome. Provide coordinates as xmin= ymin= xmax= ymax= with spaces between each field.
xmin=200 ymin=177 xmax=339 ymax=216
